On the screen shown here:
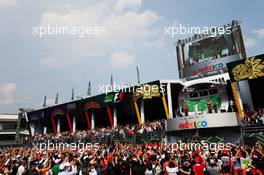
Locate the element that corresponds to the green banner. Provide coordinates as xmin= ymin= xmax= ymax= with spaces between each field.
xmin=104 ymin=93 xmax=115 ymax=103
xmin=186 ymin=95 xmax=221 ymax=112
xmin=227 ymin=54 xmax=264 ymax=82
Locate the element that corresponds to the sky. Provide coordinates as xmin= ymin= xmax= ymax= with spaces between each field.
xmin=0 ymin=0 xmax=264 ymax=113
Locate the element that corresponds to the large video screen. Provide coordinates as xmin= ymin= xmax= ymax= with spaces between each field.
xmin=183 ymin=33 xmax=238 ymax=67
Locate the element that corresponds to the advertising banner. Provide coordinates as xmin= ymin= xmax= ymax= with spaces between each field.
xmin=104 ymin=93 xmax=115 ymax=103
xmin=227 ymin=54 xmax=264 ymax=82
xmin=134 ymin=84 xmax=161 ymax=99
xmin=84 ymin=102 xmax=101 ymax=110
xmin=183 ymin=54 xmax=241 ymax=78
xmin=66 ymin=103 xmax=76 ymax=112
xmin=166 ymin=112 xmax=239 ymax=131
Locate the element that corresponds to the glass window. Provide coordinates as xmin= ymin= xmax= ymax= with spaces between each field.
xmin=209 ymin=89 xmax=218 ymax=94
xmin=189 ymin=92 xmax=198 ymax=98
xmin=2 ymin=122 xmax=17 ymax=130
xmin=199 ymin=91 xmax=209 ymax=96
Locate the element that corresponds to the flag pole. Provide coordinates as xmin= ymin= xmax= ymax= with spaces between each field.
xmin=71 ymin=87 xmax=74 ymax=100
xmin=55 ymin=92 xmax=58 ymax=104
xmin=87 ymin=81 xmax=91 ymax=97
xmin=43 ymin=96 xmax=47 ymax=107
xmin=136 ymin=66 xmax=140 ymax=85
xmin=111 ymin=74 xmax=114 ymax=91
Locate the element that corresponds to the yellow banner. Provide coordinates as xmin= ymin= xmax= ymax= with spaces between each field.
xmin=227 ymin=55 xmax=264 ymax=82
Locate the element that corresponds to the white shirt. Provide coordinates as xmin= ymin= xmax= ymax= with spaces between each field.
xmin=166 ymin=166 xmax=178 ymax=175
xmin=89 ymin=169 xmax=97 ymax=175
xmin=71 ymin=165 xmax=78 ymax=175
xmin=145 ymin=169 xmax=153 ymax=175
xmin=17 ymin=165 xmax=25 ymax=175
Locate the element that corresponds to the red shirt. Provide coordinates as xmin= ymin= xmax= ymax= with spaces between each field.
xmin=192 ymin=164 xmax=205 ymax=175
xmin=162 ymin=161 xmax=169 ymax=175
xmin=250 ymin=167 xmax=263 ymax=175
xmin=0 ymin=164 xmax=3 ymax=173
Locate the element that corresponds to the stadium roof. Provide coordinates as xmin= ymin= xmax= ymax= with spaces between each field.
xmin=0 ymin=114 xmax=18 ymax=121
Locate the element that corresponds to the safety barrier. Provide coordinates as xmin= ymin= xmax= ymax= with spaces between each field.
xmin=29 ymin=130 xmax=165 ymax=146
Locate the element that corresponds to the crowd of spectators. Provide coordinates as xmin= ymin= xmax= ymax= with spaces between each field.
xmin=2 ymin=112 xmax=264 ymax=175
xmin=243 ymin=107 xmax=264 ymax=126
xmin=27 ymin=120 xmax=165 ymax=146
xmin=1 ymin=141 xmax=264 ymax=175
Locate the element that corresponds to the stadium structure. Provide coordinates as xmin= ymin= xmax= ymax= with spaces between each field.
xmin=10 ymin=20 xmax=264 ymax=146
xmin=0 ymin=113 xmax=29 ymax=146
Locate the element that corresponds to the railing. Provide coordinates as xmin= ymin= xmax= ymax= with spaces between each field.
xmin=7 ymin=126 xmax=264 ymax=147
xmin=111 ymin=130 xmax=165 ymax=144
xmin=0 ymin=140 xmax=24 ymax=147
xmin=243 ymin=125 xmax=264 ymax=133
xmin=29 ymin=130 xmax=165 ymax=147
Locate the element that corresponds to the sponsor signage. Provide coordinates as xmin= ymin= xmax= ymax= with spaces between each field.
xmin=134 ymin=84 xmax=161 ymax=99
xmin=183 ymin=54 xmax=241 ymax=78
xmin=113 ymin=91 xmax=125 ymax=103
xmin=104 ymin=91 xmax=125 ymax=103
xmin=66 ymin=103 xmax=76 ymax=112
xmin=84 ymin=102 xmax=101 ymax=110
xmin=179 ymin=120 xmax=208 ymax=129
xmin=104 ymin=93 xmax=114 ymax=103
xmin=227 ymin=54 xmax=264 ymax=82
xmin=191 ymin=63 xmax=224 ymax=76
xmin=51 ymin=109 xmax=65 ymax=117
xmin=166 ymin=112 xmax=239 ymax=131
